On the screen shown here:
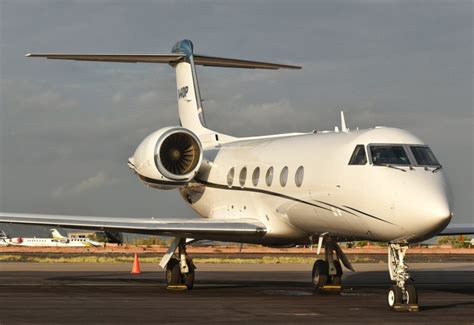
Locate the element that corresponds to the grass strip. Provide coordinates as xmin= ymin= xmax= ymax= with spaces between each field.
xmin=0 ymin=254 xmax=377 ymax=264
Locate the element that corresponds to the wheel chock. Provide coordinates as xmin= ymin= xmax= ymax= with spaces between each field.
xmin=318 ymin=285 xmax=342 ymax=294
xmin=166 ymin=285 xmax=188 ymax=291
xmin=322 ymin=285 xmax=341 ymax=289
xmin=393 ymin=304 xmax=419 ymax=312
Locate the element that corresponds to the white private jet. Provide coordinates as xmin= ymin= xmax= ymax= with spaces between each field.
xmin=0 ymin=229 xmax=102 ymax=247
xmin=1 ymin=40 xmax=472 ymax=310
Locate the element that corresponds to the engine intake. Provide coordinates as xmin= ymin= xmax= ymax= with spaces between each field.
xmin=153 ymin=127 xmax=203 ymax=182
xmin=158 ymin=132 xmax=201 ymax=177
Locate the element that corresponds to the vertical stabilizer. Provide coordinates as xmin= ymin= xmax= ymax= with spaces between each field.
xmin=50 ymin=229 xmax=65 ymax=239
xmin=171 ymin=40 xmax=208 ymax=135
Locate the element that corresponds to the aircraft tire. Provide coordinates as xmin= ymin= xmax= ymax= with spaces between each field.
xmin=330 ymin=260 xmax=343 ymax=285
xmin=166 ymin=258 xmax=181 ymax=286
xmin=182 ymin=261 xmax=195 ymax=290
xmin=387 ymin=285 xmax=403 ymax=309
xmin=312 ymin=259 xmax=329 ymax=289
xmin=405 ymin=285 xmax=418 ymax=304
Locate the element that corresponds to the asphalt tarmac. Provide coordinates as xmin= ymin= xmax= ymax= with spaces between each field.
xmin=0 ymin=263 xmax=473 ymax=324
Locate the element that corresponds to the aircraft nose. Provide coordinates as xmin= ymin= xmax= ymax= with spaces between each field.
xmin=427 ymin=197 xmax=452 ymax=229
xmin=412 ymin=187 xmax=453 ymax=240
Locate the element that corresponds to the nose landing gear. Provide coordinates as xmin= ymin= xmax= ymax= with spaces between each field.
xmin=387 ymin=243 xmax=418 ymax=311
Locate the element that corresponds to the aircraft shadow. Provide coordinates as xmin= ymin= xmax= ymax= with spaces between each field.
xmin=46 ymin=270 xmax=474 ymax=295
xmin=344 ymin=270 xmax=474 ymax=294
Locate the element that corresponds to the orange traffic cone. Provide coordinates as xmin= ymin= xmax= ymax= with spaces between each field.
xmin=131 ymin=253 xmax=141 ymax=274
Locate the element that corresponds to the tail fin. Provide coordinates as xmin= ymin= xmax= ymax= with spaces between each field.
xmin=26 ymin=40 xmax=301 ymax=138
xmin=50 ymin=229 xmax=65 ymax=239
xmin=171 ymin=40 xmax=207 ymax=134
xmin=0 ymin=230 xmax=8 ymax=239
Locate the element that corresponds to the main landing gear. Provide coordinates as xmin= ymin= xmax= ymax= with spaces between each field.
xmin=312 ymin=238 xmax=354 ymax=293
xmin=387 ymin=243 xmax=418 ymax=311
xmin=160 ymin=237 xmax=195 ymax=289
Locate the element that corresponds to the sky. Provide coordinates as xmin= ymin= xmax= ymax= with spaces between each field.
xmin=0 ymin=0 xmax=472 ymax=237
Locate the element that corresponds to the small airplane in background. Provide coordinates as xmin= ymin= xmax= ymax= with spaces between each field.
xmin=467 ymin=238 xmax=474 ymax=247
xmin=0 ymin=39 xmax=473 ymax=311
xmin=0 ymin=229 xmax=102 ymax=247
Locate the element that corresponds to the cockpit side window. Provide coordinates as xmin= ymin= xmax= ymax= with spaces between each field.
xmin=348 ymin=145 xmax=367 ymax=165
xmin=410 ymin=146 xmax=440 ymax=166
xmin=369 ymin=145 xmax=410 ymax=165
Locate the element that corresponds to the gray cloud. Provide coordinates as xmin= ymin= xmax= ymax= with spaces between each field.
xmin=51 ymin=171 xmax=109 ymax=198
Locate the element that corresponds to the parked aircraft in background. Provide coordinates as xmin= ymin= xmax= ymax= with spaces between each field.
xmin=1 ymin=40 xmax=472 ymax=310
xmin=0 ymin=229 xmax=102 ymax=247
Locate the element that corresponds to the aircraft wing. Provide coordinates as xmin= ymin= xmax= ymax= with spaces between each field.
xmin=439 ymin=224 xmax=474 ymax=235
xmin=0 ymin=212 xmax=266 ymax=240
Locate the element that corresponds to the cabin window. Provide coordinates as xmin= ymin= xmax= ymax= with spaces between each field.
xmin=227 ymin=168 xmax=234 ymax=187
xmin=280 ymin=166 xmax=288 ymax=187
xmin=252 ymin=167 xmax=260 ymax=186
xmin=410 ymin=146 xmax=440 ymax=166
xmin=265 ymin=167 xmax=274 ymax=186
xmin=239 ymin=167 xmax=247 ymax=187
xmin=295 ymin=166 xmax=304 ymax=187
xmin=369 ymin=145 xmax=410 ymax=165
xmin=348 ymin=145 xmax=367 ymax=165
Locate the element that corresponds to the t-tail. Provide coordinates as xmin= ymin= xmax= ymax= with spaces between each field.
xmin=50 ymin=229 xmax=66 ymax=239
xmin=26 ymin=39 xmax=301 ymax=142
xmin=171 ymin=40 xmax=207 ymax=135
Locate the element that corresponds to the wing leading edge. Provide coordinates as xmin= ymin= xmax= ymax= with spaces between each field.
xmin=439 ymin=224 xmax=474 ymax=235
xmin=0 ymin=212 xmax=266 ymax=240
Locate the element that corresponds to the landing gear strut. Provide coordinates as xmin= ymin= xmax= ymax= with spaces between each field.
xmin=387 ymin=243 xmax=418 ymax=311
xmin=161 ymin=238 xmax=195 ymax=289
xmin=312 ymin=238 xmax=352 ymax=293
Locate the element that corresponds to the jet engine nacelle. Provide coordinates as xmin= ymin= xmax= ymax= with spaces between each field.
xmin=130 ymin=126 xmax=203 ymax=189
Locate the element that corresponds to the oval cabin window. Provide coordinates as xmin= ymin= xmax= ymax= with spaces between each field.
xmin=265 ymin=167 xmax=274 ymax=186
xmin=239 ymin=167 xmax=247 ymax=187
xmin=280 ymin=166 xmax=288 ymax=187
xmin=295 ymin=166 xmax=304 ymax=187
xmin=252 ymin=167 xmax=260 ymax=186
xmin=227 ymin=168 xmax=234 ymax=187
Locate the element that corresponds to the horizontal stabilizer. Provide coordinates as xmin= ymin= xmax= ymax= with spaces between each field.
xmin=25 ymin=53 xmax=185 ymax=64
xmin=193 ymin=54 xmax=301 ymax=69
xmin=25 ymin=53 xmax=301 ymax=70
xmin=0 ymin=212 xmax=266 ymax=240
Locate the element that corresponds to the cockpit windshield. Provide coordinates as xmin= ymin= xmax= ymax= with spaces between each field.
xmin=369 ymin=145 xmax=410 ymax=165
xmin=410 ymin=146 xmax=440 ymax=166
